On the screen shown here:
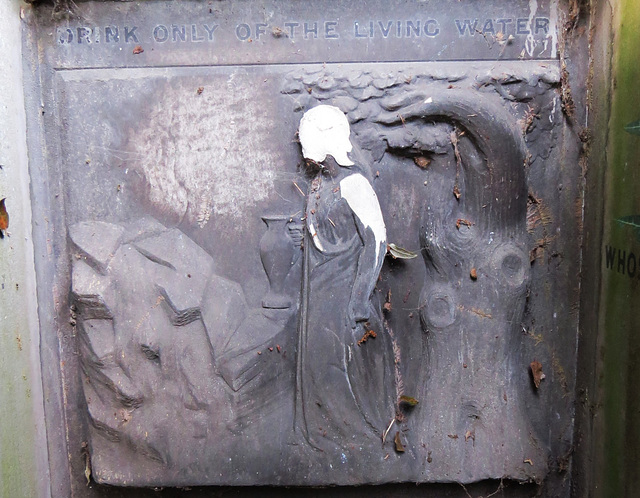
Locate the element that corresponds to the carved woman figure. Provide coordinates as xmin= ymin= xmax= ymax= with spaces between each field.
xmin=295 ymin=105 xmax=394 ymax=452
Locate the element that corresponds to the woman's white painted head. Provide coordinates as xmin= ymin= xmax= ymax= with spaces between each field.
xmin=298 ymin=105 xmax=354 ymax=167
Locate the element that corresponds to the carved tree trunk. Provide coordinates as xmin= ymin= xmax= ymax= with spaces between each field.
xmin=380 ymin=89 xmax=545 ymax=481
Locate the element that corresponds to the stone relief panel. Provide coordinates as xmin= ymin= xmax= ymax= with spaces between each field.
xmin=56 ymin=61 xmax=570 ymax=487
xmin=17 ymin=0 xmax=583 ymax=493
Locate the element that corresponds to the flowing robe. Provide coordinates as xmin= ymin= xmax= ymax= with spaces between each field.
xmin=296 ymin=165 xmax=394 ymax=452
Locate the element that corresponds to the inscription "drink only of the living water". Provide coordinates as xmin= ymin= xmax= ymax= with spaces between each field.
xmin=57 ymin=16 xmax=553 ymax=53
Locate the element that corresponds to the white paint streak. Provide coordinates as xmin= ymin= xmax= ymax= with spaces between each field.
xmin=525 ymin=0 xmax=538 ymax=57
xmin=339 ymin=173 xmax=386 ymax=260
xmin=299 ymin=105 xmax=354 ymax=167
xmin=549 ymin=0 xmax=559 ymax=57
xmin=308 ymin=221 xmax=324 ymax=252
